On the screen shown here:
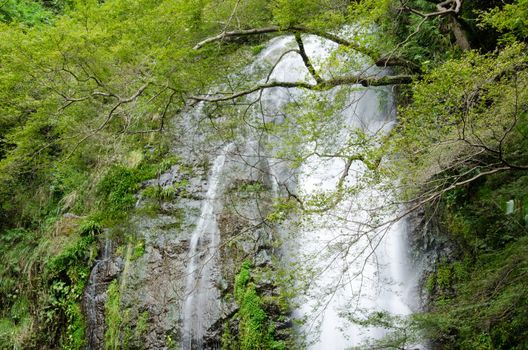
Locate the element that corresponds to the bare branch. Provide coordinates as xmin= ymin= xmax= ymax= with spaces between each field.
xmin=193 ymin=25 xmax=387 ymax=64
xmin=398 ymin=0 xmax=462 ymax=18
xmin=193 ymin=26 xmax=284 ymax=50
xmin=65 ymin=82 xmax=151 ymax=159
xmin=193 ymin=23 xmax=428 ymax=73
xmin=295 ymin=33 xmax=323 ymax=84
xmin=189 ymin=75 xmax=412 ymax=103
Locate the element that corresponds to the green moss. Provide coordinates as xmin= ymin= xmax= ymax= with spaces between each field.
xmin=135 ymin=311 xmax=149 ymax=339
xmin=225 ymin=261 xmax=285 ymax=350
xmin=251 ymin=44 xmax=265 ymax=55
xmin=131 ymin=240 xmax=145 ymax=261
xmin=221 ymin=323 xmax=236 ymax=349
xmin=238 ymin=181 xmax=265 ymax=194
xmin=234 ymin=261 xmax=252 ymax=301
xmin=435 ymin=265 xmax=452 ymax=290
xmin=165 ymin=334 xmax=176 ymax=349
xmin=164 ymin=208 xmax=185 ymax=226
xmin=103 ymin=250 xmax=150 ymax=349
xmin=95 ymin=153 xmax=180 ymax=225
xmin=142 ymin=179 xmax=190 ymax=201
xmin=425 ymin=274 xmax=436 ymax=293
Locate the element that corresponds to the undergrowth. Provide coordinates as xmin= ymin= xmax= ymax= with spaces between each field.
xmin=418 ymin=171 xmax=528 ymax=349
xmin=0 ymin=145 xmax=178 ymax=349
xmin=222 ymin=261 xmax=286 ymax=350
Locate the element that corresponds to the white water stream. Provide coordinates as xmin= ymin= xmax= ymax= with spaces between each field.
xmin=296 ymin=156 xmax=414 ymax=349
xmin=180 ymin=34 xmax=421 ymax=349
xmin=254 ymin=35 xmax=420 ymax=349
xmin=181 ymin=143 xmax=232 ymax=350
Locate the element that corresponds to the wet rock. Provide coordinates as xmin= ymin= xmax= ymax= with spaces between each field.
xmin=275 ymin=316 xmax=293 ymax=330
xmin=203 ymin=306 xmax=239 ymax=349
xmin=147 ymin=247 xmax=162 ymax=264
xmin=84 ymin=138 xmax=291 ymax=349
xmin=84 ymin=235 xmax=121 ymax=350
xmin=255 ymin=249 xmax=271 ymax=267
xmin=111 ymin=256 xmax=124 ymax=276
xmin=407 ymin=204 xmax=460 ymax=307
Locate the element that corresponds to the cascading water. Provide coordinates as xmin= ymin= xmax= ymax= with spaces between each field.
xmin=181 ymin=143 xmax=233 ymax=350
xmin=178 ymin=32 xmax=422 ymax=349
xmin=247 ymin=35 xmax=421 ymax=348
xmin=84 ymin=232 xmax=114 ymax=350
xmin=295 ymin=134 xmax=415 ymax=349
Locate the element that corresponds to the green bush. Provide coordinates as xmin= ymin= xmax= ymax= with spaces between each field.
xmin=226 ymin=261 xmax=285 ymax=350
xmin=0 ymin=0 xmax=52 ymax=24
xmin=45 ymin=235 xmax=96 ymax=349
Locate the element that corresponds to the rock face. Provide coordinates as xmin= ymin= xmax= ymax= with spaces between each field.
xmin=83 ymin=139 xmax=287 ymax=350
xmin=117 ymin=160 xmax=208 ymax=350
xmin=406 ymin=204 xmax=459 ymax=308
xmin=84 ymin=234 xmax=122 ymax=350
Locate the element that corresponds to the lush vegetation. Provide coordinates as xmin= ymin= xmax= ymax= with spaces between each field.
xmin=0 ymin=0 xmax=527 ymax=348
xmin=222 ymin=261 xmax=286 ymax=350
xmin=0 ymin=219 xmax=98 ymax=348
xmin=388 ymin=2 xmax=528 ymax=349
xmin=416 ymin=171 xmax=528 ymax=349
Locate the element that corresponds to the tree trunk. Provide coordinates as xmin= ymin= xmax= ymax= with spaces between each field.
xmin=449 ymin=15 xmax=471 ymax=50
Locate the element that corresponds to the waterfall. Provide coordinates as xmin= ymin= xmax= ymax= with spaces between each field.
xmin=295 ymin=156 xmax=414 ymax=349
xmin=250 ymin=35 xmax=420 ymax=348
xmin=84 ymin=232 xmax=113 ymax=350
xmin=178 ymin=33 xmax=421 ymax=349
xmin=181 ymin=143 xmax=232 ymax=350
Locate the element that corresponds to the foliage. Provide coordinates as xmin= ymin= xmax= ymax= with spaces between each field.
xmin=390 ymin=41 xmax=528 ymax=199
xmin=481 ymin=0 xmax=528 ymax=39
xmin=223 ymin=261 xmax=286 ymax=350
xmin=417 ymin=171 xmax=528 ymax=349
xmin=271 ymin=0 xmax=342 ymax=29
xmin=104 ymin=280 xmax=121 ymax=350
xmin=0 ymin=0 xmax=527 ymax=348
xmin=0 ymin=0 xmax=52 ymax=24
xmin=44 ymin=233 xmax=96 ymax=349
xmin=348 ymin=311 xmax=421 ymax=350
xmin=383 ymin=0 xmax=454 ymax=65
xmin=142 ymin=178 xmax=190 ymax=201
xmin=104 ymin=276 xmax=151 ymax=349
xmin=79 ymin=219 xmax=102 ymax=237
xmin=0 ymin=220 xmax=97 ymax=349
xmin=130 ymin=239 xmax=145 ymax=261
xmin=0 ymin=228 xmax=38 ymax=349
xmin=418 ymin=238 xmax=528 ymax=349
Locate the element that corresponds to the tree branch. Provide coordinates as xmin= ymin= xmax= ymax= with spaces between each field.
xmin=65 ymin=82 xmax=150 ymax=159
xmin=193 ymin=26 xmax=284 ymax=50
xmin=295 ymin=33 xmax=323 ymax=84
xmin=398 ymin=0 xmax=462 ymax=18
xmin=189 ymin=75 xmax=412 ymax=103
xmin=193 ymin=25 xmax=416 ymax=69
